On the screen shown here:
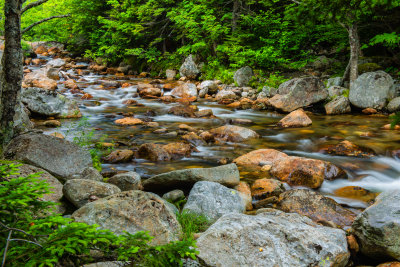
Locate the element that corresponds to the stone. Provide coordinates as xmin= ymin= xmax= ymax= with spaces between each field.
xmin=47 ymin=58 xmax=65 ymax=68
xmin=108 ymin=172 xmax=142 ymax=191
xmin=166 ymin=69 xmax=176 ymax=80
xmin=327 ymin=86 xmax=347 ymax=98
xmin=163 ymin=142 xmax=192 ymax=160
xmin=277 ymin=109 xmax=312 ymax=128
xmin=143 ymin=163 xmax=240 ymax=193
xmin=234 ymin=182 xmax=253 ymax=211
xmin=233 ymin=149 xmax=289 ymax=170
xmin=4 ymin=133 xmax=93 ymax=181
xmin=198 ymin=80 xmax=218 ymax=97
xmin=261 ymin=86 xmax=278 ymax=97
xmin=215 ymin=90 xmax=238 ymax=101
xmin=209 ymin=125 xmax=259 ymax=142
xmin=327 ymin=77 xmax=343 ymax=88
xmin=114 ymin=117 xmax=144 ymax=126
xmin=43 ymin=120 xmax=61 ymax=127
xmin=196 ymin=210 xmax=350 ymax=267
xmin=72 ymin=190 xmax=182 ymax=245
xmin=68 ymin=167 xmax=103 ymax=182
xmin=162 ymin=190 xmax=185 ymax=202
xmin=349 ymin=71 xmax=394 ymax=109
xmin=377 ymin=263 xmax=400 ymax=267
xmin=181 ymin=132 xmax=205 ymax=146
xmin=183 ymin=181 xmax=246 ymax=222
xmin=195 ymin=109 xmax=213 ymax=118
xmin=388 ymin=96 xmax=400 ymax=113
xmin=321 ymin=140 xmax=376 ymax=158
xmin=103 ymin=150 xmax=134 ymax=163
xmin=138 ymin=87 xmax=162 ymax=98
xmin=233 ymin=66 xmax=253 ymax=87
xmin=277 ymin=189 xmax=356 ymax=228
xmin=251 ymin=178 xmax=285 ymax=200
xmin=24 ymin=69 xmax=58 ymax=91
xmin=179 ymin=55 xmax=199 ymax=79
xmin=269 ymin=77 xmax=328 ymax=112
xmin=325 ymin=96 xmax=351 ymax=115
xmin=168 ymin=105 xmax=197 ymax=118
xmin=171 ymin=82 xmax=198 ymax=98
xmin=83 ymin=262 xmax=125 ymax=267
xmin=362 ymin=107 xmax=378 ymax=114
xmin=138 ymin=143 xmax=171 ymax=161
xmin=352 ymin=190 xmax=400 ymax=260
xmin=334 ymin=186 xmax=377 ymax=203
xmin=47 ymin=67 xmax=60 ymax=80
xmin=63 ymin=179 xmax=121 ymax=208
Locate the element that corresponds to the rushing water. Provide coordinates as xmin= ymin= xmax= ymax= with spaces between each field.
xmin=30 ymin=58 xmax=400 ymax=209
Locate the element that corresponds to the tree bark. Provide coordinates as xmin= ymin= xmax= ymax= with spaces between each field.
xmin=22 ymin=14 xmax=70 ymax=34
xmin=0 ymin=0 xmax=23 ymax=146
xmin=348 ymin=23 xmax=359 ymax=86
xmin=21 ymin=0 xmax=49 ymax=14
xmin=232 ymin=0 xmax=239 ymax=32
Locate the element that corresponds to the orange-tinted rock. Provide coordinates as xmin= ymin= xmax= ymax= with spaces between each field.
xmin=35 ymin=45 xmax=47 ymax=54
xmin=227 ymin=101 xmax=241 ymax=109
xmin=138 ymin=143 xmax=171 ymax=161
xmin=233 ymin=149 xmax=289 ymax=170
xmin=199 ymin=131 xmax=215 ymax=143
xmin=347 ymin=235 xmax=359 ymax=253
xmin=182 ymin=132 xmax=205 ymax=146
xmin=138 ymin=87 xmax=162 ymax=98
xmin=90 ymin=64 xmax=107 ymax=72
xmin=123 ymin=99 xmax=139 ymax=105
xmin=277 ymin=109 xmax=312 ymax=128
xmin=138 ymin=72 xmax=149 ymax=78
xmin=377 ymin=262 xmax=400 ymax=267
xmin=383 ymin=124 xmax=400 ymax=130
xmin=251 ymin=178 xmax=285 ymax=200
xmin=43 ymin=120 xmax=61 ymax=127
xmin=362 ymin=108 xmax=378 ymax=114
xmin=103 ymin=150 xmax=134 ymax=163
xmin=64 ymin=79 xmax=79 ymax=89
xmin=235 ymin=182 xmax=253 ymax=211
xmin=334 ymin=186 xmax=377 ymax=203
xmin=195 ymin=109 xmax=213 ymax=118
xmin=321 ymin=140 xmax=376 ymax=158
xmin=24 ymin=70 xmax=58 ymax=91
xmin=252 ymin=98 xmax=271 ymax=110
xmin=209 ymin=125 xmax=259 ymax=142
xmin=179 ymin=124 xmax=196 ymax=132
xmin=163 ymin=143 xmax=192 ymax=160
xmin=81 ymin=93 xmax=93 ymax=100
xmin=115 ymin=117 xmax=144 ymax=126
xmin=50 ymin=132 xmax=65 ymax=139
xmin=168 ymin=105 xmax=197 ymax=117
xmin=239 ymin=98 xmax=254 ymax=109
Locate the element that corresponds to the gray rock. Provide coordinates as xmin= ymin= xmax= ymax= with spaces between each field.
xmin=108 ymin=172 xmax=142 ymax=191
xmin=72 ymin=190 xmax=182 ymax=245
xmin=352 ymin=190 xmax=400 ymax=260
xmin=209 ymin=125 xmax=259 ymax=142
xmin=309 ymin=56 xmax=335 ymax=71
xmin=327 ymin=86 xmax=347 ymax=98
xmin=183 ymin=181 xmax=246 ymax=222
xmin=21 ymin=87 xmax=80 ymax=118
xmin=143 ymin=163 xmax=240 ymax=193
xmin=198 ymin=80 xmax=218 ymax=97
xmin=47 ymin=58 xmax=66 ymax=68
xmin=215 ymin=90 xmax=238 ymax=101
xmin=269 ymin=77 xmax=328 ymax=112
xmin=166 ymin=69 xmax=177 ymax=80
xmin=388 ymin=96 xmax=400 ymax=113
xmin=13 ymin=102 xmax=34 ymax=134
xmin=196 ymin=211 xmax=350 ymax=267
xmin=68 ymin=167 xmax=103 ymax=182
xmin=233 ymin=66 xmax=253 ymax=87
xmin=327 ymin=77 xmax=343 ymax=88
xmin=261 ymin=86 xmax=278 ymax=97
xmin=325 ymin=96 xmax=351 ymax=115
xmin=63 ymin=179 xmax=121 ymax=208
xmin=171 ymin=82 xmax=198 ymax=97
xmin=4 ymin=133 xmax=93 ymax=180
xmin=163 ymin=189 xmax=185 ymax=202
xmin=83 ymin=262 xmax=127 ymax=267
xmin=349 ymin=71 xmax=394 ymax=109
xmin=179 ymin=55 xmax=199 ymax=79
xmin=47 ymin=67 xmax=60 ymax=80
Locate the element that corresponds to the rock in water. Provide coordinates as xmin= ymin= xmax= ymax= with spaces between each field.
xmin=388 ymin=96 xmax=400 ymax=113
xmin=349 ymin=71 xmax=394 ymax=110
xmin=179 ymin=54 xmax=199 ymax=79
xmin=4 ymin=133 xmax=93 ymax=181
xmin=352 ymin=190 xmax=400 ymax=260
xmin=233 ymin=66 xmax=253 ymax=87
xmin=171 ymin=82 xmax=198 ymax=97
xmin=325 ymin=96 xmax=351 ymax=115
xmin=209 ymin=125 xmax=259 ymax=142
xmin=183 ymin=181 xmax=246 ymax=222
xmin=277 ymin=109 xmax=312 ymax=128
xmin=72 ymin=190 xmax=181 ymax=245
xmin=143 ymin=163 xmax=240 ymax=193
xmin=196 ymin=210 xmax=350 ymax=267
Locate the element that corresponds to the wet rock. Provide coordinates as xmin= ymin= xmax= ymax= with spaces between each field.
xmin=269 ymin=77 xmax=328 ymax=112
xmin=114 ymin=117 xmax=144 ymax=126
xmin=325 ymin=96 xmax=351 ymax=115
xmin=209 ymin=125 xmax=259 ymax=142
xmin=327 ymin=86 xmax=347 ymax=98
xmin=35 ymin=45 xmax=48 ymax=54
xmin=377 ymin=262 xmax=400 ymax=267
xmin=63 ymin=179 xmax=121 ymax=208
xmin=352 ymin=190 xmax=400 ymax=260
xmin=233 ymin=149 xmax=289 ymax=170
xmin=215 ymin=90 xmax=238 ymax=101
xmin=47 ymin=67 xmax=60 ymax=80
xmin=388 ymin=97 xmax=400 ymax=113
xmin=24 ymin=69 xmax=58 ymax=91
xmin=47 ymin=58 xmax=65 ymax=68
xmin=230 ymin=118 xmax=252 ymax=125
xmin=103 ymin=150 xmax=134 ymax=163
xmin=72 ymin=190 xmax=182 ymax=245
xmin=166 ymin=69 xmax=176 ymax=80
xmin=143 ymin=163 xmax=240 ymax=193
xmin=327 ymin=77 xmax=343 ymax=88
xmin=182 ymin=132 xmax=205 ymax=146
xmin=252 ymin=97 xmax=271 ymax=110
xmin=179 ymin=55 xmax=200 ymax=79
xmin=253 ymin=196 xmax=279 ymax=209
xmin=277 ymin=109 xmax=312 ymax=128
xmin=163 ymin=142 xmax=192 ymax=160
xmin=198 ymin=80 xmax=218 ymax=97
xmin=321 ymin=140 xmax=376 ymax=158
xmin=68 ymin=167 xmax=103 ymax=182
xmin=277 ymin=189 xmax=356 ymax=228
xmin=199 ymin=131 xmax=215 ymax=143
xmin=349 ymin=71 xmax=394 ymax=110
xmin=138 ymin=87 xmax=162 ymax=98
xmin=179 ymin=124 xmax=196 ymax=132
xmin=163 ymin=189 xmax=185 ymax=202
xmin=21 ymin=87 xmax=81 ymax=118
xmin=362 ymin=107 xmax=378 ymax=114
xmin=334 ymin=186 xmax=377 ymax=203
xmin=64 ymin=79 xmax=79 ymax=89
xmin=168 ymin=105 xmax=197 ymax=117
xmin=43 ymin=120 xmax=61 ymax=127
xmin=196 ymin=210 xmax=350 ymax=267
xmin=251 ymin=178 xmax=285 ymax=200
xmin=234 ymin=182 xmax=253 ymax=211
xmin=183 ymin=181 xmax=246 ymax=222
xmin=194 ymin=109 xmax=213 ymax=118
xmin=108 ymin=172 xmax=142 ymax=191
xmin=4 ymin=133 xmax=93 ymax=181
xmin=138 ymin=143 xmax=171 ymax=161
xmin=233 ymin=66 xmax=253 ymax=87
xmin=171 ymin=82 xmax=198 ymax=98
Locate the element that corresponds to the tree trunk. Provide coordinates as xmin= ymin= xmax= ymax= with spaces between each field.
xmin=348 ymin=23 xmax=359 ymax=86
xmin=232 ymin=0 xmax=239 ymax=32
xmin=0 ymin=0 xmax=23 ymax=146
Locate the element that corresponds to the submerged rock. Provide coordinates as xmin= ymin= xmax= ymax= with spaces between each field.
xmin=321 ymin=140 xmax=376 ymax=158
xmin=209 ymin=125 xmax=259 ymax=142
xmin=196 ymin=210 xmax=350 ymax=267
xmin=277 ymin=109 xmax=312 ymax=128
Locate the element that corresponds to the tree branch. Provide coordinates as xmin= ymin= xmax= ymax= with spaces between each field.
xmin=22 ymin=0 xmax=49 ymax=14
xmin=22 ymin=14 xmax=70 ymax=34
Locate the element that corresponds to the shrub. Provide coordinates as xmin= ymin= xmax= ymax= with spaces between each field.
xmin=176 ymin=211 xmax=211 ymax=242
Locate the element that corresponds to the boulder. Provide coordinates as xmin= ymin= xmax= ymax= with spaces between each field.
xmin=179 ymin=55 xmax=199 ymax=79
xmin=72 ymin=190 xmax=182 ymax=245
xmin=171 ymin=82 xmax=198 ymax=98
xmin=277 ymin=189 xmax=356 ymax=228
xmin=108 ymin=172 xmax=142 ymax=191
xmin=183 ymin=181 xmax=246 ymax=222
xmin=23 ymin=69 xmax=58 ymax=91
xmin=251 ymin=178 xmax=285 ymax=200
xmin=168 ymin=105 xmax=197 ymax=118
xmin=269 ymin=77 xmax=328 ymax=112
xmin=327 ymin=86 xmax=347 ymax=98
xmin=47 ymin=58 xmax=65 ymax=68
xmin=215 ymin=90 xmax=238 ymax=101
xmin=4 ymin=133 xmax=93 ymax=181
xmin=233 ymin=149 xmax=289 ymax=170
xmin=138 ymin=143 xmax=171 ymax=161
xmin=21 ymin=87 xmax=81 ymax=118
xmin=321 ymin=140 xmax=376 ymax=158
xmin=277 ymin=109 xmax=312 ymax=128
xmin=47 ymin=68 xmax=60 ymax=80
xmin=138 ymin=87 xmax=162 ymax=98
xmin=233 ymin=66 xmax=253 ymax=87
xmin=103 ymin=150 xmax=134 ymax=163
xmin=143 ymin=163 xmax=240 ymax=193
xmin=196 ymin=210 xmax=350 ymax=267
xmin=352 ymin=190 xmax=400 ymax=260
xmin=349 ymin=71 xmax=394 ymax=109
xmin=162 ymin=189 xmax=185 ymax=202
xmin=198 ymin=80 xmax=218 ymax=97
xmin=234 ymin=182 xmax=253 ymax=211
xmin=388 ymin=96 xmax=400 ymax=113
xmin=209 ymin=125 xmax=259 ymax=142
xmin=166 ymin=69 xmax=176 ymax=80
xmin=182 ymin=132 xmax=206 ymax=146
xmin=63 ymin=179 xmax=121 ymax=208
xmin=68 ymin=167 xmax=103 ymax=182
xmin=325 ymin=96 xmax=351 ymax=115
xmin=162 ymin=142 xmax=192 ymax=160
xmin=327 ymin=77 xmax=343 ymax=88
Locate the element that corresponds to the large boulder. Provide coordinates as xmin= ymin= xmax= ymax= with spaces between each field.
xmin=277 ymin=109 xmax=312 ymax=128
xmin=196 ymin=210 xmax=350 ymax=267
xmin=183 ymin=181 xmax=246 ymax=222
xmin=388 ymin=96 xmax=400 ymax=113
xmin=72 ymin=190 xmax=181 ymax=245
xmin=352 ymin=190 xmax=400 ymax=260
xmin=21 ymin=87 xmax=81 ymax=118
xmin=47 ymin=58 xmax=65 ymax=68
xmin=143 ymin=163 xmax=240 ymax=193
xmin=233 ymin=66 xmax=253 ymax=87
xmin=198 ymin=80 xmax=218 ymax=97
xmin=215 ymin=90 xmax=238 ymax=101
xmin=179 ymin=55 xmax=199 ymax=79
xmin=68 ymin=167 xmax=103 ymax=182
xmin=108 ymin=172 xmax=142 ymax=191
xmin=325 ymin=96 xmax=351 ymax=115
xmin=209 ymin=125 xmax=259 ymax=142
xmin=277 ymin=189 xmax=356 ymax=228
xmin=269 ymin=77 xmax=328 ymax=112
xmin=171 ymin=82 xmax=198 ymax=98
xmin=63 ymin=179 xmax=121 ymax=208
xmin=23 ymin=69 xmax=58 ymax=91
xmin=4 ymin=133 xmax=93 ymax=181
xmin=327 ymin=86 xmax=347 ymax=98
xmin=349 ymin=71 xmax=394 ymax=109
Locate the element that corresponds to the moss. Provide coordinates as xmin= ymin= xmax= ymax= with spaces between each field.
xmin=358 ymin=63 xmax=382 ymax=74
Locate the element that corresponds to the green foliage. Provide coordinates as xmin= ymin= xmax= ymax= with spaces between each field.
xmin=390 ymin=112 xmax=400 ymax=129
xmin=176 ymin=211 xmax=211 ymax=242
xmin=0 ymin=164 xmax=197 ymax=267
xmin=366 ymin=32 xmax=400 ymax=50
xmin=358 ymin=62 xmax=382 ymax=74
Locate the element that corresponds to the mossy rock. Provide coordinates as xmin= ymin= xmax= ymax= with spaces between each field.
xmin=358 ymin=63 xmax=382 ymax=74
